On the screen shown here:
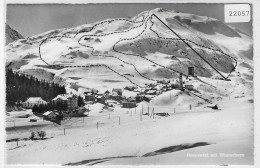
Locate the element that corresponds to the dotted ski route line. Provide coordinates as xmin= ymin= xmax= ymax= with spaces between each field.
xmin=54 ymin=64 xmax=143 ymax=88
xmin=38 ymin=11 xmax=155 ymax=84
xmin=148 ymin=17 xmax=218 ymax=88
xmin=111 ymin=14 xmax=216 ymax=88
xmin=149 ymin=31 xmax=237 ymax=79
xmin=39 ymin=41 xmax=144 ymax=88
xmin=22 ymin=12 xmax=148 ymax=45
xmin=150 ymin=14 xmax=237 ymax=81
xmin=37 ymin=12 xmax=230 ymax=89
xmin=77 ymin=36 xmax=156 ymax=82
xmin=38 ymin=37 xmax=146 ymax=88
xmin=37 ymin=14 xmax=148 ymax=65
xmin=165 ymin=14 xmax=238 ymax=79
xmin=70 ymin=12 xmax=149 ymax=39
xmin=71 ymin=11 xmax=156 ymax=82
xmin=172 ymin=15 xmax=237 ymax=64
xmin=183 ymin=90 xmax=212 ymax=104
xmin=113 ymin=16 xmax=187 ymax=78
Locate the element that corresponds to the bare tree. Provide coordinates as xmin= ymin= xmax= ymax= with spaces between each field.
xmin=37 ymin=131 xmax=46 ymax=140
xmin=29 ymin=132 xmax=36 ymax=141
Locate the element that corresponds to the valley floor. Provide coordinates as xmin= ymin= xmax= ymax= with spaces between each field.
xmin=5 ymin=96 xmax=253 ymax=165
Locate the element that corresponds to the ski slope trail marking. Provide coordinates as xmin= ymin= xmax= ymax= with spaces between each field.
xmin=36 ymin=12 xmax=237 ymax=89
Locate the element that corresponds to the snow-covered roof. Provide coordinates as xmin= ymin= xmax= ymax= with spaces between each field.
xmin=42 ymin=111 xmax=53 ymax=116
xmin=104 ymin=90 xmax=110 ymax=94
xmin=85 ymin=93 xmax=95 ymax=96
xmin=96 ymin=95 xmax=104 ymax=99
xmin=53 ymin=95 xmax=68 ymax=101
xmin=106 ymin=100 xmax=118 ymax=103
xmin=98 ymin=90 xmax=110 ymax=94
xmin=24 ymin=97 xmax=47 ymax=103
xmin=112 ymin=92 xmax=119 ymax=96
xmin=112 ymin=88 xmax=122 ymax=93
xmin=127 ymin=97 xmax=136 ymax=102
xmin=146 ymin=90 xmax=157 ymax=94
xmin=52 ymin=94 xmax=77 ymax=101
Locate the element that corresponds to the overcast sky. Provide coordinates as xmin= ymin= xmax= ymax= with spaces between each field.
xmin=6 ymin=3 xmax=252 ymax=37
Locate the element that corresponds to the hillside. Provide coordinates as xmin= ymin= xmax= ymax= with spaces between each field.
xmin=5 ymin=8 xmax=252 ymax=91
xmin=5 ymin=8 xmax=253 ymax=110
xmin=5 ymin=8 xmax=254 ymax=165
xmin=5 ymin=24 xmax=24 ymax=45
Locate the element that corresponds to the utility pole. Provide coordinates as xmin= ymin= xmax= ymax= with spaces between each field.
xmin=142 ymin=104 xmax=143 ymax=115
xmin=148 ymin=104 xmax=149 ymax=116
xmin=64 ymin=128 xmax=65 ymax=135
xmin=119 ymin=117 xmax=121 ymax=125
xmin=152 ymin=107 xmax=154 ymax=119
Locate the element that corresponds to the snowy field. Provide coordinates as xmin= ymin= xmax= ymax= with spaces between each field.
xmin=5 ymin=7 xmax=254 ymax=166
xmin=6 ymin=95 xmax=253 ymax=165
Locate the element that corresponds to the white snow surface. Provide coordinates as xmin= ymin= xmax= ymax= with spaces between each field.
xmin=5 ymin=8 xmax=254 ymax=166
xmin=6 ymin=98 xmax=253 ymax=165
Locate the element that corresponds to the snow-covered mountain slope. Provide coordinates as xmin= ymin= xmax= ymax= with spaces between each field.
xmin=5 ymin=8 xmax=254 ymax=165
xmin=5 ymin=8 xmax=253 ymax=91
xmin=5 ymin=24 xmax=24 ymax=45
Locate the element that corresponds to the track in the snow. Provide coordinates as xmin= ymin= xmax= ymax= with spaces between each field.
xmin=36 ymin=13 xmax=237 ymax=87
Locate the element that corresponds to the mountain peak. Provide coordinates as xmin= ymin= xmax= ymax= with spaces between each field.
xmin=151 ymin=8 xmax=169 ymax=13
xmin=5 ymin=24 xmax=24 ymax=45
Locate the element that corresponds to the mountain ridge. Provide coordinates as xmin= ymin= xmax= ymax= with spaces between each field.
xmin=5 ymin=8 xmax=252 ymax=92
xmin=5 ymin=24 xmax=24 ymax=45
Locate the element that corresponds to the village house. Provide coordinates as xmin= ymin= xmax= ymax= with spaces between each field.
xmin=146 ymin=89 xmax=157 ymax=95
xmin=107 ymin=100 xmax=119 ymax=107
xmin=52 ymin=94 xmax=78 ymax=112
xmin=96 ymin=95 xmax=106 ymax=104
xmin=112 ymin=88 xmax=123 ymax=96
xmin=185 ymin=84 xmax=194 ymax=90
xmin=124 ymin=86 xmax=137 ymax=91
xmin=22 ymin=97 xmax=47 ymax=108
xmin=42 ymin=111 xmax=58 ymax=120
xmin=111 ymin=91 xmax=122 ymax=101
xmin=83 ymin=89 xmax=98 ymax=95
xmin=136 ymin=94 xmax=151 ymax=103
xmin=67 ymin=95 xmax=78 ymax=111
xmin=122 ymin=101 xmax=136 ymax=108
xmin=52 ymin=95 xmax=67 ymax=104
xmin=97 ymin=90 xmax=111 ymax=99
xmin=85 ymin=93 xmax=96 ymax=102
xmin=122 ymin=97 xmax=136 ymax=108
xmin=42 ymin=111 xmax=63 ymax=120
xmin=136 ymin=94 xmax=144 ymax=102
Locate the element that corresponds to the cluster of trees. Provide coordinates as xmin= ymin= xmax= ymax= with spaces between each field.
xmin=30 ymin=131 xmax=46 ymax=140
xmin=78 ymin=96 xmax=85 ymax=107
xmin=32 ymin=102 xmax=68 ymax=114
xmin=6 ymin=69 xmax=66 ymax=106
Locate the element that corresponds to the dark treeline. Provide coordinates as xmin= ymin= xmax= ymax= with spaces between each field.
xmin=32 ymin=102 xmax=67 ymax=114
xmin=32 ymin=95 xmax=85 ymax=114
xmin=6 ymin=69 xmax=66 ymax=106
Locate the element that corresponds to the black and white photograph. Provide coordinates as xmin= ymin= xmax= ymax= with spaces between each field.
xmin=1 ymin=0 xmax=259 ymax=167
